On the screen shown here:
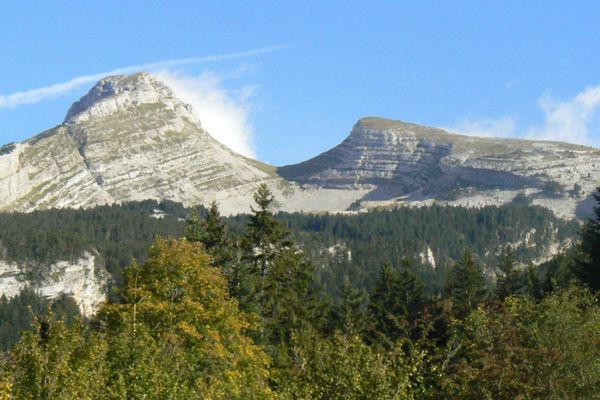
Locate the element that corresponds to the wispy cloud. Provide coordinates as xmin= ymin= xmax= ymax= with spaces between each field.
xmin=505 ymin=79 xmax=521 ymax=89
xmin=0 ymin=45 xmax=290 ymax=108
xmin=155 ymin=68 xmax=258 ymax=158
xmin=527 ymin=85 xmax=600 ymax=145
xmin=448 ymin=84 xmax=600 ymax=147
xmin=449 ymin=116 xmax=517 ymax=138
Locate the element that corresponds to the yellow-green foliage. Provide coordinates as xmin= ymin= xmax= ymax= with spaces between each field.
xmin=98 ymin=239 xmax=274 ymax=399
xmin=5 ymin=239 xmax=275 ymax=400
xmin=278 ymin=331 xmax=425 ymax=400
xmin=9 ymin=319 xmax=109 ymax=399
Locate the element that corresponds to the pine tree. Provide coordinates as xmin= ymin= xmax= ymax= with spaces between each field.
xmin=244 ymin=183 xmax=292 ymax=277
xmin=496 ymin=246 xmax=520 ymax=299
xmin=576 ymin=187 xmax=600 ymax=291
xmin=332 ymin=276 xmax=369 ymax=335
xmin=367 ymin=262 xmax=424 ymax=344
xmin=185 ymin=202 xmax=227 ymax=255
xmin=239 ymin=184 xmax=323 ymax=353
xmin=445 ymin=251 xmax=487 ymax=318
xmin=526 ymin=264 xmax=543 ymax=299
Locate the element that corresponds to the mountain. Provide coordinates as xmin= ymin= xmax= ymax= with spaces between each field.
xmin=279 ymin=117 xmax=600 ymax=218
xmin=1 ymin=73 xmax=599 ymax=218
xmin=0 ymin=73 xmax=276 ymax=213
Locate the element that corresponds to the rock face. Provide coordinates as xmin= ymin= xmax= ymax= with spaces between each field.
xmin=0 ymin=73 xmax=275 ymax=213
xmin=1 ymin=75 xmax=599 ymax=218
xmin=0 ymin=252 xmax=107 ymax=317
xmin=279 ymin=117 xmax=600 ymax=218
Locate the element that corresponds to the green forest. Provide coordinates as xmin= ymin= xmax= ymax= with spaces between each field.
xmin=0 ymin=186 xmax=599 ymax=398
xmin=0 ymin=197 xmax=577 ymax=295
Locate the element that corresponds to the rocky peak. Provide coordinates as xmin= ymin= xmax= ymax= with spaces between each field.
xmin=278 ymin=117 xmax=600 ymax=218
xmin=64 ymin=72 xmax=200 ymax=126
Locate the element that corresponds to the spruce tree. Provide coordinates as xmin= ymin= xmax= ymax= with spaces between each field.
xmin=200 ymin=201 xmax=227 ymax=250
xmin=368 ymin=264 xmax=397 ymax=343
xmin=243 ymin=183 xmax=293 ymax=279
xmin=185 ymin=202 xmax=226 ymax=252
xmin=576 ymin=187 xmax=600 ymax=291
xmin=238 ymin=184 xmax=291 ymax=314
xmin=445 ymin=251 xmax=487 ymax=318
xmin=367 ymin=262 xmax=424 ymax=344
xmin=526 ymin=264 xmax=543 ymax=299
xmin=184 ymin=201 xmax=234 ymax=275
xmin=496 ymin=246 xmax=520 ymax=299
xmin=332 ymin=276 xmax=369 ymax=335
xmin=240 ymin=184 xmax=323 ymax=352
xmin=261 ymin=247 xmax=323 ymax=347
xmin=184 ymin=208 xmax=204 ymax=244
xmin=396 ymin=261 xmax=425 ymax=324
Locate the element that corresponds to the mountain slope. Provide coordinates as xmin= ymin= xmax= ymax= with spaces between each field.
xmin=0 ymin=73 xmax=274 ymax=212
xmin=0 ymin=127 xmax=113 ymax=211
xmin=64 ymin=73 xmax=275 ymax=203
xmin=279 ymin=117 xmax=600 ymax=217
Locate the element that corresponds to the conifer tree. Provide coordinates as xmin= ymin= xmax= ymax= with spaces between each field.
xmin=396 ymin=261 xmax=425 ymax=324
xmin=184 ymin=209 xmax=204 ymax=244
xmin=202 ymin=201 xmax=227 ymax=249
xmin=525 ymin=264 xmax=544 ymax=299
xmin=496 ymin=246 xmax=520 ymax=299
xmin=244 ymin=184 xmax=292 ymax=277
xmin=368 ymin=262 xmax=424 ymax=344
xmin=239 ymin=184 xmax=323 ymax=352
xmin=261 ymin=247 xmax=324 ymax=347
xmin=185 ymin=202 xmax=228 ymax=260
xmin=237 ymin=184 xmax=292 ymax=314
xmin=332 ymin=276 xmax=369 ymax=335
xmin=368 ymin=264 xmax=397 ymax=343
xmin=576 ymin=187 xmax=600 ymax=291
xmin=445 ymin=251 xmax=487 ymax=318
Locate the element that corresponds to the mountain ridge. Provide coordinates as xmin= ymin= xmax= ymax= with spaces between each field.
xmin=1 ymin=72 xmax=599 ymax=218
xmin=279 ymin=116 xmax=600 ymax=217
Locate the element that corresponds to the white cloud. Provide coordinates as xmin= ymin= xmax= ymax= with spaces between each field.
xmin=0 ymin=45 xmax=289 ymax=108
xmin=449 ymin=84 xmax=600 ymax=147
xmin=526 ymin=85 xmax=600 ymax=145
xmin=155 ymin=69 xmax=258 ymax=158
xmin=448 ymin=116 xmax=517 ymax=138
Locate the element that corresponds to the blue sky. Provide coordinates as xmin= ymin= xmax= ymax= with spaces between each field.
xmin=1 ymin=1 xmax=599 ymax=164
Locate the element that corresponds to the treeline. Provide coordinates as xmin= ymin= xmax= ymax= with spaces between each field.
xmin=0 ymin=185 xmax=598 ymax=398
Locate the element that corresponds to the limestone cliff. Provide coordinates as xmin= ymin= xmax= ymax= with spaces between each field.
xmin=0 ymin=252 xmax=107 ymax=317
xmin=279 ymin=117 xmax=600 ymax=218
